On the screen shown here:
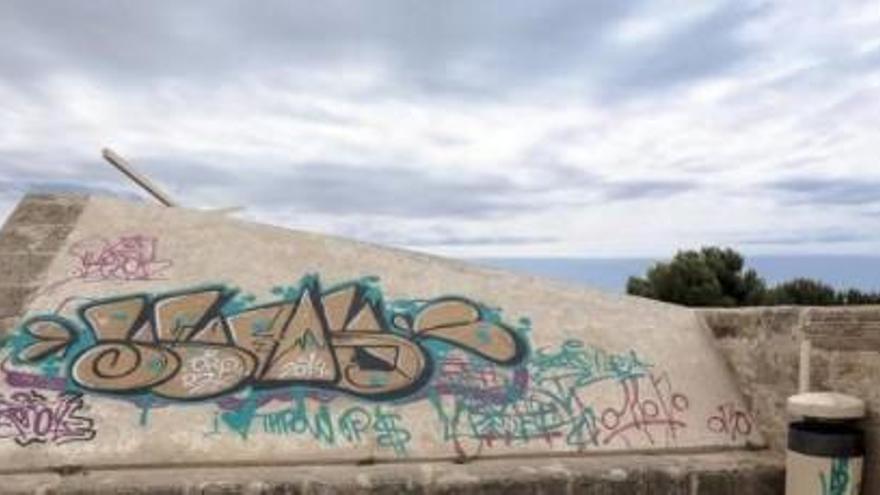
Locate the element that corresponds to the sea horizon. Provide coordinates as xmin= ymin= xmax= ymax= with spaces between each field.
xmin=470 ymin=255 xmax=880 ymax=294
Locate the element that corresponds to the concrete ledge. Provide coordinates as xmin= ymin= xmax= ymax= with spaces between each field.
xmin=0 ymin=451 xmax=783 ymax=495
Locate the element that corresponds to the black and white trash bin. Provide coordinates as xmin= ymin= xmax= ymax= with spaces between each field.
xmin=786 ymin=392 xmax=866 ymax=495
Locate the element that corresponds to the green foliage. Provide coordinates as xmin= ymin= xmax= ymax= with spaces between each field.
xmin=626 ymin=247 xmax=766 ymax=307
xmin=765 ymin=278 xmax=837 ymax=306
xmin=627 ymin=246 xmax=880 ymax=307
xmin=838 ymin=289 xmax=880 ymax=305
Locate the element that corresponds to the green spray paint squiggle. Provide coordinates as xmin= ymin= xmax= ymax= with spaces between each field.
xmin=821 ymin=457 xmax=851 ymax=495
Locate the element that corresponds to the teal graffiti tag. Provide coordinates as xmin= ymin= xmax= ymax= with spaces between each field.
xmin=429 ymin=340 xmax=688 ymax=452
xmin=821 ymin=457 xmax=851 ymax=495
xmin=372 ymin=406 xmax=411 ymax=456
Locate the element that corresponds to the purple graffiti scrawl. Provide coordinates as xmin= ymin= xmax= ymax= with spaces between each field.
xmin=68 ymin=235 xmax=172 ymax=281
xmin=38 ymin=234 xmax=174 ymax=296
xmin=0 ymin=390 xmax=96 ymax=446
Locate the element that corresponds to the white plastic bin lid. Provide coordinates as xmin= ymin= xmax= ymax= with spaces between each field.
xmin=787 ymin=392 xmax=866 ymax=420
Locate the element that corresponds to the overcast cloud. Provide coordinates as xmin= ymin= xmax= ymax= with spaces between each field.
xmin=1 ymin=0 xmax=879 ymax=257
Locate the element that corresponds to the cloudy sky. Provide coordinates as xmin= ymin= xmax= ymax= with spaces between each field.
xmin=1 ymin=0 xmax=879 ymax=258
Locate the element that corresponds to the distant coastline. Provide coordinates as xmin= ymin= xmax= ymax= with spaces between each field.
xmin=470 ymin=256 xmax=880 ymax=293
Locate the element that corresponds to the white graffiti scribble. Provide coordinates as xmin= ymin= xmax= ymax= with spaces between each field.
xmin=279 ymin=352 xmax=329 ymax=379
xmin=181 ymin=350 xmax=248 ymax=395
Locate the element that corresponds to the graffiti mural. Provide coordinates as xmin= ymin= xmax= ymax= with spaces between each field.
xmin=428 ymin=339 xmax=690 ymax=454
xmin=0 ymin=273 xmax=734 ymax=458
xmin=14 ymin=276 xmax=527 ymax=402
xmin=0 ymin=390 xmax=96 ymax=446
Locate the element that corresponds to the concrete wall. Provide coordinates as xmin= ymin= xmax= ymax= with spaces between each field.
xmin=701 ymin=306 xmax=880 ymax=495
xmin=0 ymin=194 xmax=761 ymax=474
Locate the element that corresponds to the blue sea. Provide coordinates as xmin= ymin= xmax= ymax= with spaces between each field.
xmin=470 ymin=256 xmax=880 ymax=293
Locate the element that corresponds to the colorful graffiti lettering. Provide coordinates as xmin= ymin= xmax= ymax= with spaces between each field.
xmin=429 ymin=340 xmax=689 ymax=455
xmin=0 ymin=390 xmax=95 ymax=446
xmin=530 ymin=339 xmax=650 ymax=388
xmin=0 ymin=273 xmax=735 ymax=458
xmin=706 ymin=402 xmax=753 ymax=442
xmin=68 ymin=235 xmax=172 ymax=282
xmin=821 ymin=457 xmax=851 ymax=495
xmin=13 ymin=275 xmax=527 ymax=402
xmin=432 ymin=350 xmax=528 ymax=406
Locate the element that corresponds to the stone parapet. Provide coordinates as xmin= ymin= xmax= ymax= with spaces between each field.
xmin=700 ymin=306 xmax=880 ymax=495
xmin=0 ymin=194 xmax=87 ymax=337
xmin=0 ymin=451 xmax=783 ymax=495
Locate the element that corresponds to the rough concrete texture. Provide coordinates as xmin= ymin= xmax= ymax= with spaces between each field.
xmin=0 ymin=194 xmax=761 ymax=474
xmin=701 ymin=306 xmax=880 ymax=495
xmin=0 ymin=450 xmax=783 ymax=494
xmin=0 ymin=194 xmax=88 ymax=339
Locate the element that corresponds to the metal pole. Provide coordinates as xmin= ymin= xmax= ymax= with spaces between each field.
xmin=101 ymin=148 xmax=178 ymax=207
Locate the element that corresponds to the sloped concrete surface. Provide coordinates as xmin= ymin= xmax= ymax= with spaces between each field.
xmin=0 ymin=194 xmax=768 ymax=494
xmin=0 ymin=194 xmax=762 ymax=471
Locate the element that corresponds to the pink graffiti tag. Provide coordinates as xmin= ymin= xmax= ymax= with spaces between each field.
xmin=599 ymin=373 xmax=690 ymax=447
xmin=69 ymin=235 xmax=172 ymax=281
xmin=0 ymin=391 xmax=96 ymax=446
xmin=706 ymin=402 xmax=753 ymax=441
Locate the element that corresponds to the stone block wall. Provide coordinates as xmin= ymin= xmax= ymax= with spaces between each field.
xmin=700 ymin=306 xmax=880 ymax=495
xmin=0 ymin=194 xmax=87 ymax=339
xmin=0 ymin=451 xmax=785 ymax=494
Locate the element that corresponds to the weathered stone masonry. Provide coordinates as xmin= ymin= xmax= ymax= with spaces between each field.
xmin=0 ymin=194 xmax=88 ymax=340
xmin=701 ymin=306 xmax=880 ymax=495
